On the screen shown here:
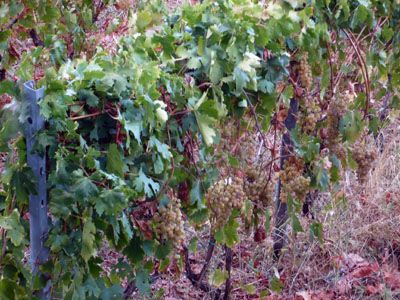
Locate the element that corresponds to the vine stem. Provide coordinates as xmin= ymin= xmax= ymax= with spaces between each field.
xmin=197 ymin=235 xmax=216 ymax=287
xmin=343 ymin=29 xmax=371 ymax=118
xmin=326 ymin=42 xmax=334 ymax=96
xmin=273 ymin=98 xmax=299 ymax=260
xmin=183 ymin=244 xmax=212 ymax=293
xmin=223 ymin=246 xmax=233 ymax=300
xmin=243 ymin=90 xmax=268 ymax=153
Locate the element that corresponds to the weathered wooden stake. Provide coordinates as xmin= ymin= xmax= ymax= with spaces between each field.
xmin=23 ymin=80 xmax=51 ymax=299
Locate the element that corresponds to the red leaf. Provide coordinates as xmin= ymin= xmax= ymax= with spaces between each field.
xmin=350 ymin=262 xmax=379 ymax=279
xmin=384 ymin=269 xmax=400 ymax=290
xmin=366 ymin=284 xmax=384 ymax=295
xmin=254 ymin=226 xmax=266 ymax=243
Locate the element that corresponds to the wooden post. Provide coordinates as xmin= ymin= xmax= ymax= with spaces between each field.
xmin=23 ymin=80 xmax=51 ymax=299
xmin=273 ymin=98 xmax=298 ymax=260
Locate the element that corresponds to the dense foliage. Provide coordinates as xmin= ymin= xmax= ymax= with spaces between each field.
xmin=1 ymin=0 xmax=400 ymax=298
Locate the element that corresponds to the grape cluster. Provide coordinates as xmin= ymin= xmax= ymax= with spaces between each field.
xmin=240 ymin=135 xmax=259 ymax=165
xmin=325 ymin=92 xmax=348 ymax=159
xmin=154 ymin=195 xmax=185 ymax=248
xmin=352 ymin=143 xmax=377 ymax=183
xmin=206 ymin=177 xmax=245 ymax=230
xmin=299 ymin=53 xmax=313 ymax=90
xmin=300 ymin=96 xmax=321 ymax=134
xmin=243 ymin=167 xmax=272 ymax=206
xmin=279 ymin=158 xmax=310 ymax=203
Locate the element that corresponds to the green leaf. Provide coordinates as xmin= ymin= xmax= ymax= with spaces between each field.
xmin=121 ymin=212 xmax=133 ymax=240
xmin=134 ymin=168 xmax=160 ymax=197
xmin=270 ymin=276 xmax=284 ymax=292
xmin=291 ymin=214 xmax=303 ymax=233
xmin=81 ymin=217 xmax=96 ymax=262
xmin=106 ymin=144 xmax=124 ymax=178
xmin=0 ymin=278 xmax=26 ymax=299
xmin=123 ymin=235 xmax=144 ymax=265
xmin=310 ymin=221 xmax=324 ymax=243
xmin=351 ymin=5 xmax=371 ymax=29
xmin=233 ymin=67 xmax=250 ymax=93
xmin=84 ymin=276 xmax=101 ymax=298
xmin=258 ymin=80 xmax=275 ymax=94
xmin=124 ymin=119 xmax=142 ymax=145
xmin=195 ymin=113 xmax=217 ymax=146
xmin=77 ymin=89 xmax=99 ymax=108
xmin=381 ymin=25 xmax=394 ymax=42
xmin=95 ymin=189 xmax=126 ymax=216
xmin=136 ymin=10 xmax=152 ymax=31
xmin=339 ymin=111 xmax=363 ymax=143
xmin=214 ymin=214 xmax=240 ymax=247
xmin=209 ymin=51 xmax=223 ymax=84
xmin=149 ymin=137 xmax=172 ymax=160
xmin=71 ymin=171 xmax=98 ymax=199
xmin=100 ymin=284 xmax=123 ymax=300
xmin=10 ymin=166 xmax=37 ymax=204
xmin=0 ymin=210 xmax=25 ymax=246
xmin=315 ymin=166 xmax=329 ymax=191
xmin=155 ymin=242 xmax=172 ymax=260
xmin=189 ymin=180 xmax=202 ymax=206
xmin=135 ymin=268 xmax=151 ymax=295
xmin=243 ymin=283 xmax=257 ymax=295
xmin=209 ymin=269 xmax=228 ymax=287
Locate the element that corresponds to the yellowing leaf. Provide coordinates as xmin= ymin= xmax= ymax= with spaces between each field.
xmin=209 ymin=269 xmax=228 ymax=287
xmin=238 ymin=52 xmax=261 ymax=73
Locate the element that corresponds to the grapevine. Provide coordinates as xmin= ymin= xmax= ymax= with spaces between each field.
xmin=0 ymin=0 xmax=398 ymax=298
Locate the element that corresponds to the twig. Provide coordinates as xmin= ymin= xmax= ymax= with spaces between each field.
xmin=70 ymin=111 xmax=103 ymax=121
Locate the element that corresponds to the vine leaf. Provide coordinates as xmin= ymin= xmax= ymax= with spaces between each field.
xmin=195 ymin=113 xmax=217 ymax=146
xmin=124 ymin=119 xmax=142 ymax=145
xmin=123 ymin=235 xmax=145 ymax=265
xmin=84 ymin=276 xmax=101 ymax=298
xmin=0 ymin=209 xmax=25 ymax=246
xmin=149 ymin=137 xmax=172 ymax=160
xmin=310 ymin=221 xmax=324 ymax=244
xmin=106 ymin=143 xmax=124 ymax=178
xmin=71 ymin=171 xmax=98 ymax=199
xmin=134 ymin=168 xmax=160 ymax=197
xmin=95 ymin=190 xmax=126 ymax=216
xmin=291 ymin=214 xmax=303 ymax=233
xmin=214 ymin=213 xmax=240 ymax=247
xmin=339 ymin=110 xmax=363 ymax=143
xmin=209 ymin=269 xmax=228 ymax=287
xmin=81 ymin=217 xmax=96 ymax=262
xmin=209 ymin=50 xmax=223 ymax=84
xmin=135 ymin=268 xmax=151 ymax=295
xmin=136 ymin=11 xmax=152 ymax=31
